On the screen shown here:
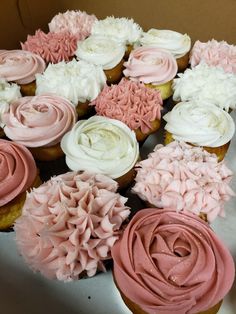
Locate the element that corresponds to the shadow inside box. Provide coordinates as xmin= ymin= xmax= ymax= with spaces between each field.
xmin=36 ymin=155 xmax=69 ymax=182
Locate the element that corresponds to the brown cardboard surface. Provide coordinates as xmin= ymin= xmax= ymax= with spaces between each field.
xmin=1 ymin=0 xmax=236 ymax=49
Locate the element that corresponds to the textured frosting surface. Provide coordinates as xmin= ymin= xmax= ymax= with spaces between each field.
xmin=91 ymin=78 xmax=162 ymax=133
xmin=61 ymin=116 xmax=139 ymax=179
xmin=132 ymin=141 xmax=234 ymax=222
xmin=14 ymin=171 xmax=130 ymax=281
xmin=163 ymin=101 xmax=235 ymax=147
xmin=112 ymin=208 xmax=235 ymax=314
xmin=140 ymin=29 xmax=191 ymax=58
xmin=36 ymin=59 xmax=106 ymax=104
xmin=0 ymin=50 xmax=46 ymax=84
xmin=2 ymin=94 xmax=77 ymax=147
xmin=123 ymin=47 xmax=178 ymax=85
xmin=21 ymin=30 xmax=77 ymax=64
xmin=0 ymin=139 xmax=37 ymax=206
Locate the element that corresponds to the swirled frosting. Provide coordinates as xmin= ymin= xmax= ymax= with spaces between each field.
xmin=2 ymin=94 xmax=77 ymax=147
xmin=91 ymin=16 xmax=143 ymax=45
xmin=36 ymin=59 xmax=106 ymax=105
xmin=48 ymin=10 xmax=97 ymax=41
xmin=0 ymin=139 xmax=37 ymax=206
xmin=190 ymin=39 xmax=236 ymax=74
xmin=90 ymin=78 xmax=163 ymax=134
xmin=14 ymin=171 xmax=130 ymax=281
xmin=0 ymin=50 xmax=46 ymax=84
xmin=61 ymin=116 xmax=139 ymax=179
xmin=172 ymin=63 xmax=236 ymax=111
xmin=163 ymin=101 xmax=235 ymax=147
xmin=140 ymin=29 xmax=191 ymax=58
xmin=132 ymin=141 xmax=234 ymax=222
xmin=21 ymin=30 xmax=77 ymax=64
xmin=123 ymin=47 xmax=178 ymax=85
xmin=112 ymin=208 xmax=235 ymax=314
xmin=75 ymin=35 xmax=125 ymax=70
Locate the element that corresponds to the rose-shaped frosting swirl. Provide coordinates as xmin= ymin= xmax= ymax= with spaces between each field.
xmin=163 ymin=101 xmax=235 ymax=147
xmin=48 ymin=10 xmax=97 ymax=41
xmin=2 ymin=94 xmax=77 ymax=147
xmin=90 ymin=78 xmax=163 ymax=133
xmin=75 ymin=35 xmax=125 ymax=70
xmin=140 ymin=29 xmax=191 ymax=58
xmin=61 ymin=116 xmax=139 ymax=179
xmin=132 ymin=141 xmax=234 ymax=222
xmin=21 ymin=30 xmax=77 ymax=64
xmin=190 ymin=39 xmax=236 ymax=74
xmin=0 ymin=50 xmax=46 ymax=84
xmin=0 ymin=139 xmax=37 ymax=206
xmin=14 ymin=171 xmax=130 ymax=281
xmin=36 ymin=59 xmax=106 ymax=105
xmin=91 ymin=16 xmax=143 ymax=45
xmin=112 ymin=208 xmax=235 ymax=314
xmin=172 ymin=63 xmax=236 ymax=111
xmin=123 ymin=47 xmax=178 ymax=85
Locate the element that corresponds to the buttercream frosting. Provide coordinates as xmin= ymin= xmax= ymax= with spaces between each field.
xmin=90 ymin=78 xmax=163 ymax=134
xmin=132 ymin=141 xmax=234 ymax=222
xmin=163 ymin=101 xmax=235 ymax=147
xmin=112 ymin=208 xmax=235 ymax=314
xmin=2 ymin=94 xmax=77 ymax=147
xmin=14 ymin=171 xmax=130 ymax=281
xmin=61 ymin=116 xmax=139 ymax=179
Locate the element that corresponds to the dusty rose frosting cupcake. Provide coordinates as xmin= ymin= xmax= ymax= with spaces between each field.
xmin=14 ymin=171 xmax=130 ymax=281
xmin=112 ymin=208 xmax=235 ymax=314
xmin=90 ymin=78 xmax=163 ymax=142
xmin=132 ymin=141 xmax=234 ymax=223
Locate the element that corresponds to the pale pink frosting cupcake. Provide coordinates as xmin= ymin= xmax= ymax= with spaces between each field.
xmin=21 ymin=30 xmax=77 ymax=64
xmin=132 ymin=141 xmax=234 ymax=222
xmin=14 ymin=171 xmax=130 ymax=281
xmin=112 ymin=208 xmax=235 ymax=314
xmin=190 ymin=39 xmax=236 ymax=74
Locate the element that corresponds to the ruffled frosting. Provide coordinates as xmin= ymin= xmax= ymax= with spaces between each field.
xmin=132 ymin=141 xmax=234 ymax=222
xmin=112 ymin=208 xmax=235 ymax=314
xmin=172 ymin=63 xmax=236 ymax=111
xmin=0 ymin=139 xmax=37 ymax=206
xmin=36 ymin=59 xmax=106 ymax=105
xmin=91 ymin=16 xmax=143 ymax=45
xmin=140 ymin=29 xmax=191 ymax=58
xmin=2 ymin=94 xmax=77 ymax=147
xmin=190 ymin=39 xmax=236 ymax=74
xmin=75 ymin=35 xmax=125 ymax=70
xmin=21 ymin=30 xmax=77 ymax=64
xmin=163 ymin=101 xmax=235 ymax=147
xmin=61 ymin=116 xmax=139 ymax=179
xmin=0 ymin=50 xmax=46 ymax=84
xmin=48 ymin=10 xmax=97 ymax=41
xmin=90 ymin=78 xmax=163 ymax=133
xmin=123 ymin=47 xmax=178 ymax=85
xmin=14 ymin=171 xmax=130 ymax=281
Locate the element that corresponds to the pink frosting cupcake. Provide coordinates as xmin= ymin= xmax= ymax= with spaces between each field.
xmin=14 ymin=171 xmax=130 ymax=281
xmin=132 ymin=141 xmax=234 ymax=222
xmin=112 ymin=208 xmax=235 ymax=314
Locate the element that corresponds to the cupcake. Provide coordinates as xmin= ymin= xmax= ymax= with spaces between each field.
xmin=140 ymin=29 xmax=191 ymax=71
xmin=36 ymin=59 xmax=106 ymax=118
xmin=90 ymin=78 xmax=163 ymax=142
xmin=123 ymin=46 xmax=178 ymax=100
xmin=112 ymin=208 xmax=235 ymax=314
xmin=61 ymin=116 xmax=139 ymax=190
xmin=132 ymin=141 xmax=234 ymax=223
xmin=0 ymin=139 xmax=40 ymax=230
xmin=2 ymin=94 xmax=77 ymax=161
xmin=163 ymin=100 xmax=235 ymax=161
xmin=14 ymin=171 xmax=130 ymax=281
xmin=0 ymin=50 xmax=46 ymax=96
xmin=75 ymin=35 xmax=126 ymax=84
